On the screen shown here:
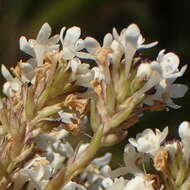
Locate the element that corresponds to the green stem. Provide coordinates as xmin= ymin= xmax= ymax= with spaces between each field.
xmin=44 ymin=125 xmax=103 ymax=190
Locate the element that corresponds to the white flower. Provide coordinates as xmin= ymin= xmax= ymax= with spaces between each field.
xmin=60 ymin=26 xmax=91 ymax=60
xmin=14 ymin=157 xmax=53 ymax=190
xmin=1 ymin=62 xmax=37 ymax=97
xmin=113 ymin=24 xmax=157 ymax=51
xmin=113 ymin=24 xmax=157 ymax=77
xmin=1 ymin=64 xmax=21 ymax=97
xmin=144 ymin=78 xmax=188 ymax=109
xmin=33 ymin=129 xmax=73 ymax=166
xmin=20 ymin=23 xmax=60 ymax=66
xmin=178 ymin=121 xmax=190 ymax=161
xmin=69 ymin=58 xmax=93 ymax=87
xmin=129 ymin=127 xmax=168 ymax=156
xmin=157 ymin=50 xmax=187 ymax=79
xmin=143 ymin=50 xmax=188 ymax=108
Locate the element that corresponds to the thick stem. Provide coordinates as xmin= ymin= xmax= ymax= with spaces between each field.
xmin=44 ymin=125 xmax=103 ymax=190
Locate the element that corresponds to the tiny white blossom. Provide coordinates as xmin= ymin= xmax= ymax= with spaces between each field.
xmin=143 ymin=50 xmax=187 ymax=108
xmin=60 ymin=26 xmax=90 ymax=60
xmin=129 ymin=127 xmax=168 ymax=156
xmin=1 ymin=64 xmax=21 ymax=97
xmin=113 ymin=24 xmax=157 ymax=77
xmin=113 ymin=24 xmax=157 ymax=51
xmin=13 ymin=157 xmax=53 ymax=190
xmin=144 ymin=78 xmax=188 ymax=109
xmin=69 ymin=58 xmax=93 ymax=87
xmin=157 ymin=50 xmax=187 ymax=79
xmin=20 ymin=23 xmax=60 ymax=66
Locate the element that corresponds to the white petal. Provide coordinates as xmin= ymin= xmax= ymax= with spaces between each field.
xmin=139 ymin=41 xmax=158 ymax=49
xmin=112 ymin=28 xmax=120 ymax=42
xmin=84 ymin=37 xmax=101 ymax=54
xmin=91 ymin=67 xmax=105 ymax=81
xmin=134 ymin=68 xmax=162 ymax=97
xmin=70 ymin=59 xmax=80 ymax=73
xmin=136 ymin=63 xmax=151 ymax=78
xmin=170 ymin=84 xmax=188 ymax=98
xmin=60 ymin=26 xmax=66 ymax=45
xmin=1 ymin=64 xmax=14 ymax=82
xmin=128 ymin=138 xmax=138 ymax=148
xmin=63 ymin=26 xmax=81 ymax=47
xmin=74 ymin=39 xmax=84 ymax=51
xmin=103 ymin=33 xmax=113 ymax=48
xmin=166 ymin=64 xmax=187 ymax=79
xmin=19 ymin=36 xmax=35 ymax=57
xmin=179 ymin=121 xmax=190 ymax=141
xmin=61 ymin=48 xmax=75 ymax=60
xmin=3 ymin=82 xmax=12 ymax=97
xmin=37 ymin=23 xmax=52 ymax=43
xmin=58 ymin=111 xmax=74 ymax=124
xmin=157 ymin=49 xmax=165 ymax=63
xmin=166 ymin=98 xmax=181 ymax=109
xmin=19 ymin=62 xmax=35 ymax=81
xmin=27 ymin=58 xmax=37 ymax=68
xmin=48 ymin=34 xmax=60 ymax=44
xmin=125 ymin=24 xmax=140 ymax=48
xmin=91 ymin=153 xmax=111 ymax=167
xmin=160 ymin=52 xmax=180 ymax=76
xmin=159 ymin=127 xmax=168 ymax=144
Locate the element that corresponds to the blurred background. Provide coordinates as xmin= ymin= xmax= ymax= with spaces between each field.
xmin=0 ymin=0 xmax=190 ymax=165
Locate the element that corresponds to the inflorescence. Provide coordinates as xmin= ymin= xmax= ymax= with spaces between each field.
xmin=0 ymin=23 xmax=188 ymax=190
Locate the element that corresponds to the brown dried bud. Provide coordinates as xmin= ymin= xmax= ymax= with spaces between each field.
xmin=64 ymin=94 xmax=88 ymax=114
xmin=154 ymin=149 xmax=168 ymax=172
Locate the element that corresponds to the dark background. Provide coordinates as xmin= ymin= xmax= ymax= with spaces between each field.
xmin=0 ymin=0 xmax=190 ymax=164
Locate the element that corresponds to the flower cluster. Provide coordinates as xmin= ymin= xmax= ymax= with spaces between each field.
xmin=0 ymin=23 xmax=188 ymax=190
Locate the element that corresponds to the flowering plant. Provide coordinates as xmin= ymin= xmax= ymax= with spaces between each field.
xmin=0 ymin=23 xmax=188 ymax=190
